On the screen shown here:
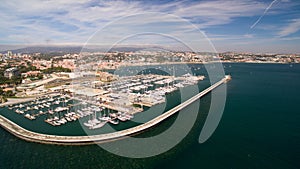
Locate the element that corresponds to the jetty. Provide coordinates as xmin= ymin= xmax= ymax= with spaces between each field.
xmin=0 ymin=76 xmax=231 ymax=145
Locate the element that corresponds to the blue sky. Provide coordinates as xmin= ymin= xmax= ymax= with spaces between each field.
xmin=0 ymin=0 xmax=300 ymax=53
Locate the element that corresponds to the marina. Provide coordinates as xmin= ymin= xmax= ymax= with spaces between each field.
xmin=2 ymin=72 xmax=207 ymax=131
xmin=0 ymin=75 xmax=230 ymax=144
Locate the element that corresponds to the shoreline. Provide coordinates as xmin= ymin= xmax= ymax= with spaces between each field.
xmin=113 ymin=61 xmax=299 ymax=69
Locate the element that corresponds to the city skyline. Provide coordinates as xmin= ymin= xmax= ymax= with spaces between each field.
xmin=1 ymin=0 xmax=300 ymax=53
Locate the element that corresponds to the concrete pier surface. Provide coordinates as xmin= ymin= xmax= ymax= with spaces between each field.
xmin=0 ymin=76 xmax=231 ymax=145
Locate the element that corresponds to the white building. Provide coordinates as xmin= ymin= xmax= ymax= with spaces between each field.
xmin=4 ymin=67 xmax=20 ymax=79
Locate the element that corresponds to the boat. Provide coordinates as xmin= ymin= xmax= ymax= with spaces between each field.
xmin=99 ymin=116 xmax=111 ymax=121
xmin=90 ymin=121 xmax=106 ymax=129
xmin=59 ymin=118 xmax=67 ymax=124
xmin=48 ymin=109 xmax=54 ymax=114
xmin=57 ymin=118 xmax=66 ymax=124
xmin=108 ymin=119 xmax=119 ymax=125
xmin=124 ymin=113 xmax=134 ymax=120
xmin=70 ymin=117 xmax=77 ymax=121
xmin=24 ymin=114 xmax=31 ymax=118
xmin=53 ymin=121 xmax=61 ymax=126
xmin=117 ymin=115 xmax=128 ymax=122
xmin=175 ymin=83 xmax=184 ymax=88
xmin=65 ymin=117 xmax=72 ymax=122
xmin=109 ymin=113 xmax=117 ymax=118
xmin=24 ymin=114 xmax=36 ymax=120
xmin=91 ymin=118 xmax=100 ymax=124
xmin=53 ymin=116 xmax=59 ymax=121
xmin=55 ymin=107 xmax=68 ymax=112
xmin=83 ymin=122 xmax=93 ymax=127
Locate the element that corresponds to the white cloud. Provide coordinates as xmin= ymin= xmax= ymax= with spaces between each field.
xmin=278 ymin=19 xmax=300 ymax=37
xmin=0 ymin=0 xmax=297 ymax=49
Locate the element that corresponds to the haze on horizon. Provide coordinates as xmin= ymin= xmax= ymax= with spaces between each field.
xmin=0 ymin=0 xmax=300 ymax=53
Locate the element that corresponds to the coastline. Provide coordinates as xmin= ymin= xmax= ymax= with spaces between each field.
xmin=116 ymin=61 xmax=298 ymax=69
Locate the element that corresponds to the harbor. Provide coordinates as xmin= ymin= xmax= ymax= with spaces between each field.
xmin=0 ymin=75 xmax=230 ymax=145
xmin=1 ymin=72 xmax=206 ymax=131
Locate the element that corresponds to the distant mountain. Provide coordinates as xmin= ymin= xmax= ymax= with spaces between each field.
xmin=0 ymin=46 xmax=149 ymax=54
xmin=107 ymin=47 xmax=146 ymax=52
xmin=1 ymin=46 xmax=83 ymax=54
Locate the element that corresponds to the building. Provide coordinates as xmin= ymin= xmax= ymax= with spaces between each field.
xmin=7 ymin=51 xmax=13 ymax=57
xmin=96 ymin=71 xmax=117 ymax=82
xmin=4 ymin=67 xmax=20 ymax=79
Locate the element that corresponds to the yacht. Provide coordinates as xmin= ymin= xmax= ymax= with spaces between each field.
xmin=99 ymin=116 xmax=111 ymax=121
xmin=117 ymin=115 xmax=128 ymax=122
xmin=89 ymin=121 xmax=106 ymax=129
xmin=108 ymin=119 xmax=119 ymax=125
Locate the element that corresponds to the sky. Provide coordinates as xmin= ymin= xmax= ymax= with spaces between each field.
xmin=0 ymin=0 xmax=300 ymax=53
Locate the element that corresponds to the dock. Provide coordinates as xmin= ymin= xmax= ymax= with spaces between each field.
xmin=99 ymin=103 xmax=143 ymax=115
xmin=0 ymin=76 xmax=231 ymax=145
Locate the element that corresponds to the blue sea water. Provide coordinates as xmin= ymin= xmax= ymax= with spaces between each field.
xmin=0 ymin=63 xmax=299 ymax=169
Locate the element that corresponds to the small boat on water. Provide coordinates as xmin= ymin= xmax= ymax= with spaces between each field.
xmin=24 ymin=114 xmax=36 ymax=120
xmin=57 ymin=118 xmax=67 ymax=124
xmin=61 ymin=118 xmax=67 ymax=123
xmin=89 ymin=121 xmax=106 ymax=129
xmin=48 ymin=109 xmax=54 ymax=114
xmin=99 ymin=116 xmax=111 ymax=121
xmin=108 ymin=119 xmax=119 ymax=125
xmin=53 ymin=116 xmax=59 ymax=121
xmin=117 ymin=115 xmax=128 ymax=122
xmin=83 ymin=122 xmax=94 ymax=127
xmin=65 ymin=117 xmax=72 ymax=122
xmin=109 ymin=113 xmax=117 ymax=118
xmin=125 ymin=113 xmax=134 ymax=120
xmin=53 ymin=121 xmax=61 ymax=126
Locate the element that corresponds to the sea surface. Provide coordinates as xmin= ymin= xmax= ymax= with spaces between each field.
xmin=0 ymin=63 xmax=299 ymax=169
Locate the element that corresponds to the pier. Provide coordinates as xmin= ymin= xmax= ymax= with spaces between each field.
xmin=0 ymin=76 xmax=231 ymax=145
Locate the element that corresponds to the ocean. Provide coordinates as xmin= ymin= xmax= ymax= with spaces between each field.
xmin=0 ymin=63 xmax=299 ymax=169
